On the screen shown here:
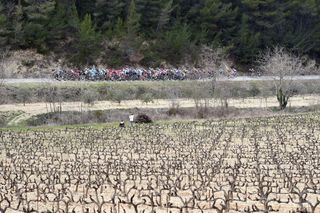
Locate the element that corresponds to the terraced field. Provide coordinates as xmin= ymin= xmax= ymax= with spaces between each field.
xmin=0 ymin=113 xmax=319 ymax=212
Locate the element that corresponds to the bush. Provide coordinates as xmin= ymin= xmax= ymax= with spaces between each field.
xmin=155 ymin=23 xmax=193 ymax=64
xmin=16 ymin=87 xmax=32 ymax=105
xmin=27 ymin=112 xmax=58 ymax=126
xmin=0 ymin=116 xmax=5 ymax=127
xmin=167 ymin=102 xmax=182 ymax=116
xmin=73 ymin=14 xmax=101 ymax=65
xmin=82 ymin=89 xmax=99 ymax=105
xmin=93 ymin=110 xmax=104 ymax=120
xmin=141 ymin=93 xmax=154 ymax=104
xmin=109 ymin=89 xmax=126 ymax=104
xmin=104 ymin=49 xmax=124 ymax=67
xmin=135 ymin=86 xmax=147 ymax=99
xmin=167 ymin=107 xmax=179 ymax=116
xmin=21 ymin=60 xmax=35 ymax=67
xmin=27 ymin=111 xmax=87 ymax=126
xmin=249 ymin=83 xmax=260 ymax=97
xmin=134 ymin=114 xmax=152 ymax=123
xmin=196 ymin=106 xmax=209 ymax=119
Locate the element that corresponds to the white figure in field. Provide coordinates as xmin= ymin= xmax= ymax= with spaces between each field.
xmin=119 ymin=120 xmax=125 ymax=128
xmin=129 ymin=114 xmax=134 ymax=124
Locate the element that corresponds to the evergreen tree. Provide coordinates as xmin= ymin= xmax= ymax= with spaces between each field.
xmin=76 ymin=0 xmax=96 ymax=19
xmin=280 ymin=0 xmax=320 ymax=56
xmin=94 ymin=0 xmax=125 ymax=31
xmin=234 ymin=14 xmax=261 ymax=63
xmin=75 ymin=14 xmax=101 ymax=64
xmin=172 ymin=0 xmax=201 ymax=23
xmin=127 ymin=0 xmax=140 ymax=37
xmin=21 ymin=0 xmax=56 ymax=51
xmin=0 ymin=2 xmax=7 ymax=45
xmin=123 ymin=0 xmax=144 ymax=62
xmin=136 ymin=0 xmax=162 ymax=33
xmin=110 ymin=17 xmax=126 ymax=38
xmin=11 ymin=2 xmax=25 ymax=47
xmin=48 ymin=0 xmax=80 ymax=41
xmin=157 ymin=0 xmax=174 ymax=32
xmin=158 ymin=22 xmax=192 ymax=63
xmin=200 ymin=0 xmax=238 ymax=45
xmin=43 ymin=1 xmax=80 ymax=57
xmin=0 ymin=0 xmax=318 ymax=66
xmin=10 ymin=0 xmax=55 ymax=51
xmin=240 ymin=0 xmax=286 ymax=46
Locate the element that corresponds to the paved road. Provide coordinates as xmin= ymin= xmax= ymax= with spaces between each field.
xmin=1 ymin=75 xmax=320 ymax=84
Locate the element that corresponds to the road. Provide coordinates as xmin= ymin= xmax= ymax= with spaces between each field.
xmin=1 ymin=75 xmax=320 ymax=84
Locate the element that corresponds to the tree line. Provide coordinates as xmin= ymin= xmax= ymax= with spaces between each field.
xmin=0 ymin=0 xmax=319 ymax=67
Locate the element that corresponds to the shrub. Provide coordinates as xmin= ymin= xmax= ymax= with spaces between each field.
xmin=109 ymin=89 xmax=126 ymax=105
xmin=82 ymin=89 xmax=99 ymax=105
xmin=93 ymin=110 xmax=104 ymax=121
xmin=74 ymin=14 xmax=101 ymax=65
xmin=141 ymin=93 xmax=154 ymax=104
xmin=154 ymin=23 xmax=193 ymax=64
xmin=135 ymin=86 xmax=147 ymax=99
xmin=16 ymin=87 xmax=32 ymax=106
xmin=167 ymin=102 xmax=182 ymax=116
xmin=0 ymin=116 xmax=5 ymax=127
xmin=134 ymin=114 xmax=152 ymax=123
xmin=21 ymin=60 xmax=35 ymax=67
xmin=249 ymin=83 xmax=260 ymax=97
xmin=196 ymin=106 xmax=209 ymax=119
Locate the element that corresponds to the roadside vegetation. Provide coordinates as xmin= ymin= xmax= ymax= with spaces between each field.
xmin=1 ymin=78 xmax=319 ymax=104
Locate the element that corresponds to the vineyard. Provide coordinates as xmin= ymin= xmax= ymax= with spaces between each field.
xmin=0 ymin=113 xmax=320 ymax=212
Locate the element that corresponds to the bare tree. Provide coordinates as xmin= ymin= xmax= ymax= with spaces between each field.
xmin=44 ymin=84 xmax=59 ymax=113
xmin=0 ymin=48 xmax=9 ymax=104
xmin=82 ymin=89 xmax=99 ymax=106
xmin=0 ymin=47 xmax=9 ymax=78
xmin=166 ymin=86 xmax=182 ymax=117
xmin=193 ymin=46 xmax=228 ymax=117
xmin=214 ymin=81 xmax=232 ymax=110
xmin=197 ymin=46 xmax=228 ymax=90
xmin=258 ymin=46 xmax=318 ymax=109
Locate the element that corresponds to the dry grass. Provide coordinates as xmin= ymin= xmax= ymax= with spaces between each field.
xmin=1 ymin=49 xmax=62 ymax=78
xmin=0 ymin=95 xmax=319 ymax=117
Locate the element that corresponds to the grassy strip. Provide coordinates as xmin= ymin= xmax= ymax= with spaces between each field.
xmin=0 ymin=111 xmax=24 ymax=127
xmin=2 ymin=110 xmax=319 ymax=132
xmin=2 ymin=79 xmax=320 ymax=105
xmin=2 ymin=105 xmax=319 ymax=131
xmin=0 ymin=119 xmax=195 ymax=131
xmin=0 ymin=121 xmax=120 ymax=132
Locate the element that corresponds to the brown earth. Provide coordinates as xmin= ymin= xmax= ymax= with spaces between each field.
xmin=1 ymin=49 xmax=62 ymax=78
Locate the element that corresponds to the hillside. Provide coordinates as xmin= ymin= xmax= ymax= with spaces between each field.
xmin=0 ymin=0 xmax=319 ymax=73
